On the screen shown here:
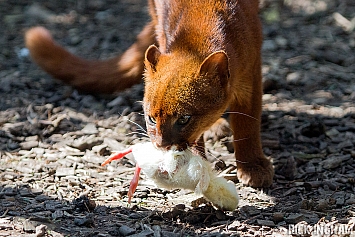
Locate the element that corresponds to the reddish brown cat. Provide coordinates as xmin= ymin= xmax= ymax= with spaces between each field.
xmin=25 ymin=0 xmax=274 ymax=187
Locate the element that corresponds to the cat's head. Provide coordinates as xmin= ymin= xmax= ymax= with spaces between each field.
xmin=143 ymin=45 xmax=231 ymax=151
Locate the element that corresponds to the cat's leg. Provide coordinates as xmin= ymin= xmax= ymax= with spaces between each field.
xmin=229 ymin=63 xmax=274 ymax=188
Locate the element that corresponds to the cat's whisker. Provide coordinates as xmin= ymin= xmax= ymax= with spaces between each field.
xmin=118 ymin=112 xmax=147 ymax=133
xmin=224 ymin=111 xmax=257 ymax=121
xmin=125 ymin=132 xmax=150 ymax=138
xmin=235 ymin=159 xmax=248 ymax=164
xmin=134 ymin=128 xmax=148 ymax=133
xmin=219 ymin=137 xmax=250 ymax=144
xmin=188 ymin=145 xmax=218 ymax=160
xmin=187 ymin=146 xmax=207 ymax=159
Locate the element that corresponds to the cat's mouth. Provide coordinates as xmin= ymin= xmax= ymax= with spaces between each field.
xmin=152 ymin=142 xmax=186 ymax=151
xmin=152 ymin=142 xmax=201 ymax=156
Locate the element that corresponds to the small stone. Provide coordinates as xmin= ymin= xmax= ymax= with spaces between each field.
xmin=55 ymin=167 xmax=75 ymax=177
xmin=107 ymin=96 xmax=124 ymax=107
xmin=337 ymin=140 xmax=353 ymax=150
xmin=31 ymin=189 xmax=43 ymax=195
xmin=239 ymin=205 xmax=261 ymax=216
xmin=35 ymin=195 xmax=50 ymax=202
xmin=286 ymin=72 xmax=302 ymax=84
xmin=25 ymin=135 xmax=39 ymax=141
xmin=345 ymin=198 xmax=355 ymax=205
xmin=52 ymin=210 xmax=64 ymax=219
xmin=4 ymin=14 xmax=23 ymax=26
xmin=20 ymin=140 xmax=39 ymax=150
xmin=305 ymin=164 xmax=316 ymax=174
xmin=92 ymin=144 xmax=109 ymax=155
xmin=316 ymin=199 xmax=329 ymax=211
xmin=336 ymin=197 xmax=345 ymax=206
xmin=321 ymin=154 xmax=351 ymax=169
xmin=19 ymin=188 xmax=35 ymax=197
xmin=82 ymin=123 xmax=98 ymax=134
xmin=83 ymin=150 xmax=103 ymax=164
xmin=108 ymin=228 xmax=121 ymax=237
xmin=25 ymin=3 xmax=56 ymax=21
xmin=45 ymin=201 xmax=63 ymax=211
xmin=23 ymin=219 xmax=37 ymax=232
xmin=33 ymin=147 xmax=45 ymax=155
xmin=136 ymin=229 xmax=154 ymax=236
xmin=74 ymin=215 xmax=94 ymax=227
xmin=3 ymin=187 xmax=16 ymax=196
xmin=118 ymin=225 xmax=136 ymax=236
xmin=275 ymin=36 xmax=288 ymax=47
xmin=257 ymin=219 xmax=275 ymax=227
xmin=276 ymin=156 xmax=297 ymax=180
xmin=104 ymin=137 xmax=125 ymax=151
xmin=69 ymin=35 xmax=82 ymax=45
xmin=35 ymin=224 xmax=47 ymax=237
xmin=152 ymin=225 xmax=161 ymax=237
xmin=96 ymin=196 xmax=113 ymax=201
xmin=7 ymin=141 xmax=20 ymax=150
xmin=325 ymin=128 xmax=340 ymax=137
xmin=71 ymin=135 xmax=102 ymax=151
xmin=262 ymin=40 xmax=277 ymax=51
xmin=161 ymin=231 xmax=180 ymax=237
xmin=32 ymin=211 xmax=52 ymax=218
xmin=273 ymin=212 xmax=284 ymax=223
xmin=330 ymin=107 xmax=344 ymax=117
xmin=128 ymin=213 xmax=142 ymax=219
xmin=285 ymin=213 xmax=304 ymax=224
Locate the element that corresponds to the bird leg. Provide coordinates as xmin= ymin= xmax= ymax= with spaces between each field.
xmin=127 ymin=165 xmax=141 ymax=203
xmin=101 ymin=147 xmax=141 ymax=202
xmin=101 ymin=147 xmax=133 ymax=166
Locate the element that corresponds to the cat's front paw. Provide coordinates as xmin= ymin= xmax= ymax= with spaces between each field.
xmin=237 ymin=158 xmax=274 ymax=188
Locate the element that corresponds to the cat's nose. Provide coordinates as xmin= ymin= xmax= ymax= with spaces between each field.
xmin=153 ymin=136 xmax=173 ymax=150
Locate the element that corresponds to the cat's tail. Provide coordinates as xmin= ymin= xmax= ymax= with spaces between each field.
xmin=25 ymin=23 xmax=155 ymax=94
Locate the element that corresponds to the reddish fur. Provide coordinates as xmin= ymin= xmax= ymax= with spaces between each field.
xmin=25 ymin=0 xmax=274 ymax=187
xmin=25 ymin=24 xmax=155 ymax=94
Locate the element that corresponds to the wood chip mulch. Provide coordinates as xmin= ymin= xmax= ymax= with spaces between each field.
xmin=1 ymin=0 xmax=355 ymax=236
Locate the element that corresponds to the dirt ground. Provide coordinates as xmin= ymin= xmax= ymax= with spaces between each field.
xmin=1 ymin=0 xmax=355 ymax=236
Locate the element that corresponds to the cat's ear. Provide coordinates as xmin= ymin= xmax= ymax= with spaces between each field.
xmin=145 ymin=45 xmax=161 ymax=72
xmin=198 ymin=51 xmax=230 ymax=84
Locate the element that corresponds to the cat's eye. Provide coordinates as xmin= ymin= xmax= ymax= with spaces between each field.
xmin=177 ymin=115 xmax=191 ymax=125
xmin=147 ymin=116 xmax=157 ymax=125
